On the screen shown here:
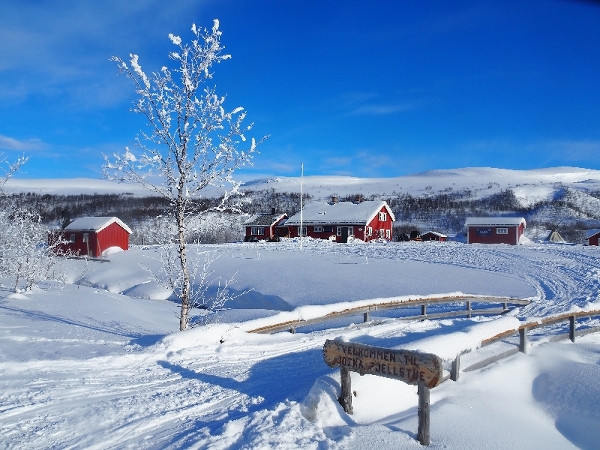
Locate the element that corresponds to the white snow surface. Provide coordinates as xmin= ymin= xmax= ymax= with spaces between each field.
xmin=285 ymin=200 xmax=394 ymax=225
xmin=464 ymin=216 xmax=527 ymax=227
xmin=65 ymin=216 xmax=133 ymax=234
xmin=2 ymin=238 xmax=600 ymax=449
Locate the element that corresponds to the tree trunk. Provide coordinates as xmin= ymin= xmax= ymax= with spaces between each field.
xmin=176 ymin=192 xmax=190 ymax=331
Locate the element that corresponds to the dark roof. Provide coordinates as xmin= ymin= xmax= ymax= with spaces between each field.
xmin=244 ymin=213 xmax=287 ymax=227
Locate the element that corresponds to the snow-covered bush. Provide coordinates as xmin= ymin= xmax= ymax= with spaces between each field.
xmin=0 ymin=206 xmax=70 ymax=291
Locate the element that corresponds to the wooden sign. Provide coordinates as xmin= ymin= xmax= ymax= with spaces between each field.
xmin=323 ymin=339 xmax=443 ymax=389
xmin=323 ymin=339 xmax=443 ymax=445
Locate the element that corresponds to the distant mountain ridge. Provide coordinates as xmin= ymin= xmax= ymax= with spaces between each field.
xmin=238 ymin=166 xmax=600 ymax=206
xmin=8 ymin=167 xmax=600 ymax=205
xmin=6 ymin=167 xmax=600 ymax=243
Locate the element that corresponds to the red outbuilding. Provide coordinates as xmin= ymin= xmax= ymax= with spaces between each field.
xmin=50 ymin=217 xmax=132 ymax=257
xmin=421 ymin=231 xmax=447 ymax=242
xmin=465 ymin=217 xmax=526 ymax=245
xmin=284 ymin=200 xmax=395 ymax=243
xmin=243 ymin=212 xmax=288 ymax=241
xmin=586 ymin=229 xmax=600 ymax=246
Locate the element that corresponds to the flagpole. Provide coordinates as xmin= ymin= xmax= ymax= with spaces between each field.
xmin=300 ymin=163 xmax=304 ymax=250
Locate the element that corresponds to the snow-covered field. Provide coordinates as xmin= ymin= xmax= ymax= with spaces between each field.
xmin=2 ymin=239 xmax=600 ymax=449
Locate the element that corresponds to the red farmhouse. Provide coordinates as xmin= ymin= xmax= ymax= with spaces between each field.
xmin=465 ymin=217 xmax=526 ymax=245
xmin=285 ymin=200 xmax=395 ymax=243
xmin=50 ymin=217 xmax=132 ymax=257
xmin=586 ymin=229 xmax=600 ymax=246
xmin=243 ymin=212 xmax=288 ymax=241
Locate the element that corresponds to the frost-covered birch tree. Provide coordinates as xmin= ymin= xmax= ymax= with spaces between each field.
xmin=0 ymin=154 xmax=70 ymax=291
xmin=0 ymin=207 xmax=66 ymax=292
xmin=104 ymin=20 xmax=264 ymax=331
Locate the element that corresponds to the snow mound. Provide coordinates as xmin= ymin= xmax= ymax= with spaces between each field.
xmin=101 ymin=246 xmax=124 ymax=256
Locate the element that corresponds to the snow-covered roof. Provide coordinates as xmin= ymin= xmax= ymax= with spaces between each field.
xmin=585 ymin=229 xmax=600 ymax=239
xmin=464 ymin=217 xmax=526 ymax=228
xmin=243 ymin=213 xmax=287 ymax=227
xmin=422 ymin=231 xmax=447 ymax=238
xmin=285 ymin=201 xmax=395 ymax=226
xmin=64 ymin=217 xmax=133 ymax=234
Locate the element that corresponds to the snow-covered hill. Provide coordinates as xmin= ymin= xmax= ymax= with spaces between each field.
xmin=7 ymin=167 xmax=600 ymax=206
xmin=239 ymin=167 xmax=600 ymax=206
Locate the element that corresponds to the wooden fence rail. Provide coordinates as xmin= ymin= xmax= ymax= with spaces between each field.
xmin=248 ymin=296 xmax=531 ymax=334
xmin=450 ymin=309 xmax=600 ymax=380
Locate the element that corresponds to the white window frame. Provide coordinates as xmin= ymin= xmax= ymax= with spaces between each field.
xmin=314 ymin=226 xmax=323 ymax=233
xmin=366 ymin=226 xmax=372 ymax=237
xmin=379 ymin=212 xmax=387 ymax=221
xmin=69 ymin=234 xmax=76 ymax=243
xmin=380 ymin=229 xmax=385 ymax=238
xmin=386 ymin=229 xmax=391 ymax=239
xmin=298 ymin=227 xmax=307 ymax=236
xmin=337 ymin=227 xmax=342 ymax=236
xmin=496 ymin=227 xmax=508 ymax=235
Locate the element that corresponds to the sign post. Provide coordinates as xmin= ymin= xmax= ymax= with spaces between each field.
xmin=323 ymin=339 xmax=443 ymax=445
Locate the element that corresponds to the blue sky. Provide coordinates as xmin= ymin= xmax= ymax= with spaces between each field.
xmin=1 ymin=0 xmax=599 ymax=180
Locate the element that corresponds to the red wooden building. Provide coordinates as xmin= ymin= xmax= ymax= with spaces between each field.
xmin=284 ymin=200 xmax=395 ymax=243
xmin=465 ymin=217 xmax=526 ymax=245
xmin=243 ymin=212 xmax=288 ymax=241
xmin=421 ymin=231 xmax=447 ymax=242
xmin=586 ymin=229 xmax=600 ymax=246
xmin=50 ymin=217 xmax=132 ymax=257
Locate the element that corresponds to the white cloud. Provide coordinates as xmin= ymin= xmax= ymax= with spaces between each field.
xmin=0 ymin=135 xmax=46 ymax=152
xmin=348 ymin=102 xmax=417 ymax=116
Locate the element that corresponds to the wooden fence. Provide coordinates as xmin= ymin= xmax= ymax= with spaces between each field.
xmin=248 ymin=295 xmax=531 ymax=334
xmin=446 ymin=309 xmax=600 ymax=382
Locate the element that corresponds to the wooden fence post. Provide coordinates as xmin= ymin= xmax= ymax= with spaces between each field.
xmin=466 ymin=301 xmax=472 ymax=318
xmin=421 ymin=304 xmax=427 ymax=316
xmin=519 ymin=327 xmax=528 ymax=354
xmin=418 ymin=382 xmax=431 ymax=446
xmin=451 ymin=354 xmax=460 ymax=381
xmin=364 ymin=311 xmax=370 ymax=323
xmin=339 ymin=367 xmax=353 ymax=414
xmin=569 ymin=316 xmax=576 ymax=343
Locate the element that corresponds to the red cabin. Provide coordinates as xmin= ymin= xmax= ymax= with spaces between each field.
xmin=586 ymin=229 xmax=600 ymax=246
xmin=421 ymin=231 xmax=447 ymax=242
xmin=50 ymin=217 xmax=132 ymax=257
xmin=285 ymin=200 xmax=395 ymax=243
xmin=465 ymin=217 xmax=526 ymax=245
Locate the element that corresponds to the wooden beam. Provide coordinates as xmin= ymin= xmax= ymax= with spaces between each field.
xmin=339 ymin=367 xmax=353 ymax=414
xmin=418 ymin=382 xmax=431 ymax=446
xmin=450 ymin=355 xmax=460 ymax=381
xmin=463 ymin=348 xmax=520 ymax=372
xmin=519 ymin=327 xmax=528 ymax=354
xmin=569 ymin=316 xmax=576 ymax=343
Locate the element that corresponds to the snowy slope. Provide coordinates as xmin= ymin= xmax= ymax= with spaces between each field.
xmin=7 ymin=167 xmax=600 ymax=205
xmin=2 ymin=240 xmax=600 ymax=448
xmin=239 ymin=166 xmax=600 ymax=205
